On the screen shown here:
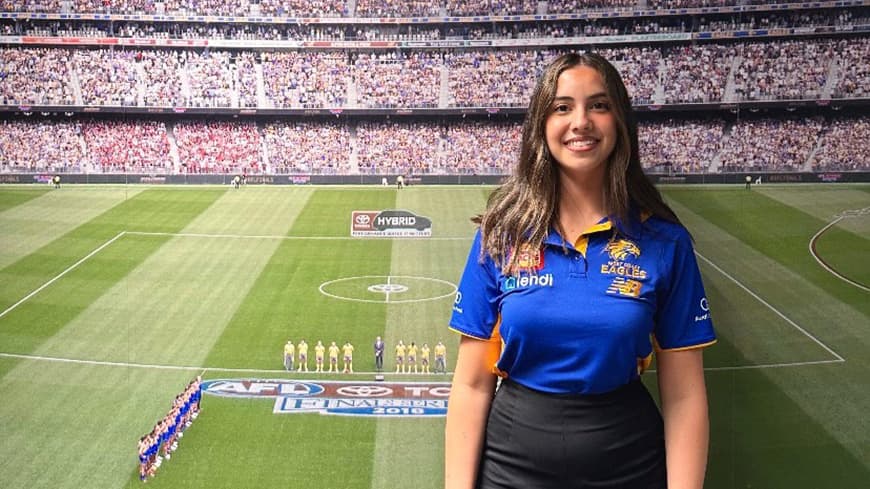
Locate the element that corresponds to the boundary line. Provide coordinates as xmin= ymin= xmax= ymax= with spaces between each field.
xmin=0 ymin=352 xmax=842 ymax=374
xmin=808 ymin=210 xmax=870 ymax=293
xmin=696 ymin=251 xmax=845 ymax=363
xmin=0 ymin=231 xmax=127 ymax=320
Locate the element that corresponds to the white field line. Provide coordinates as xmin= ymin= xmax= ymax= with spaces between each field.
xmin=0 ymin=231 xmax=127 ymax=320
xmin=808 ymin=215 xmax=870 ymax=293
xmin=696 ymin=251 xmax=846 ymax=363
xmin=0 ymin=351 xmax=842 ymax=375
xmin=0 ymin=352 xmax=449 ymax=375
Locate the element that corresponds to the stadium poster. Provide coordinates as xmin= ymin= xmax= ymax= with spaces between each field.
xmin=351 ymin=210 xmax=432 ymax=238
xmin=201 ymin=379 xmax=450 ymax=417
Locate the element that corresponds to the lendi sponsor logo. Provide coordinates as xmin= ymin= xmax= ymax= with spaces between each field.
xmin=501 ymin=273 xmax=555 ymax=292
xmin=202 ymin=379 xmax=451 ymax=417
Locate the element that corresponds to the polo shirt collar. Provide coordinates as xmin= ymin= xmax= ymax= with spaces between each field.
xmin=543 ymin=217 xmax=614 ymax=248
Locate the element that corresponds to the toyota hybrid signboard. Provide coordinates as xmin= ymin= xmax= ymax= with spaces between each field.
xmin=351 ymin=209 xmax=432 ymax=237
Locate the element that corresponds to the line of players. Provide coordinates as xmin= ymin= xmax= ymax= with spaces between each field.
xmin=137 ymin=376 xmax=202 ymax=482
xmin=282 ymin=338 xmax=448 ymax=374
xmin=284 ymin=340 xmax=356 ymax=373
xmin=393 ymin=340 xmax=448 ymax=374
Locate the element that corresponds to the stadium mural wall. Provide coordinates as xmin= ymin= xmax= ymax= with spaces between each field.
xmin=3 ymin=172 xmax=869 ymax=185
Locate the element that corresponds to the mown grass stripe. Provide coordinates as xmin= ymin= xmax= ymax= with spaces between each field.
xmin=664 ymin=191 xmax=870 ymax=475
xmin=161 ymin=189 xmax=397 ymax=489
xmin=0 ymin=188 xmax=226 ymax=489
xmin=370 ymin=187 xmax=486 ymax=489
xmin=0 ymin=187 xmax=48 ymax=211
xmin=0 ymin=187 xmax=145 ymax=270
xmin=0 ymin=189 xmax=225 ymax=353
xmin=664 ymin=188 xmax=869 ymax=317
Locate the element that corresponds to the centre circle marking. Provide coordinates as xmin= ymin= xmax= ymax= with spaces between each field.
xmin=319 ymin=275 xmax=458 ymax=304
xmin=368 ymin=283 xmax=409 ymax=294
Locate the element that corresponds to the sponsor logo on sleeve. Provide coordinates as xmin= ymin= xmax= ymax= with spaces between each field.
xmin=452 ymin=291 xmax=463 ymax=314
xmin=695 ymin=297 xmax=711 ymax=322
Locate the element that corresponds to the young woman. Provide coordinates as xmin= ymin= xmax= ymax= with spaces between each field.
xmin=445 ymin=52 xmax=716 ymax=489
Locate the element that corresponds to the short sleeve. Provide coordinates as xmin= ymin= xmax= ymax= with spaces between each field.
xmin=653 ymin=227 xmax=717 ymax=351
xmin=449 ymin=230 xmax=501 ymax=340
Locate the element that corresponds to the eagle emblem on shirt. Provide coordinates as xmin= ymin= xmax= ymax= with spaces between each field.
xmin=605 ymin=239 xmax=641 ymax=261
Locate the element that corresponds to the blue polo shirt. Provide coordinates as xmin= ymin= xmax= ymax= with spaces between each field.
xmin=449 ymin=216 xmax=716 ymax=395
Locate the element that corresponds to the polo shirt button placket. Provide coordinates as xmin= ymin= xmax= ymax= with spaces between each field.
xmin=569 ymin=252 xmax=587 ymax=278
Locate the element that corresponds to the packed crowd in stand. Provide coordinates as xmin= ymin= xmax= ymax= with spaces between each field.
xmin=173 ymin=120 xmax=262 ymax=174
xmin=718 ymin=117 xmax=825 ymax=172
xmin=0 ymin=48 xmax=75 ymax=106
xmin=834 ymin=38 xmax=870 ymax=99
xmin=83 ymin=120 xmax=172 ymax=173
xmin=140 ymin=50 xmax=186 ymax=107
xmin=597 ymin=46 xmax=661 ymax=105
xmin=264 ymin=121 xmax=351 ymax=174
xmin=813 ymin=117 xmax=870 ymax=172
xmin=638 ymin=119 xmax=725 ymax=173
xmin=4 ymin=0 xmax=697 ymax=15
xmin=440 ymin=121 xmax=522 ymax=174
xmin=2 ymin=117 xmax=867 ymax=175
xmin=73 ymin=49 xmax=139 ymax=107
xmin=661 ymin=45 xmax=733 ymax=104
xmin=353 ymin=51 xmax=441 ymax=108
xmin=262 ymin=51 xmax=350 ymax=108
xmin=732 ymin=40 xmax=836 ymax=101
xmin=355 ymin=0 xmax=440 ymax=17
xmin=356 ymin=121 xmax=442 ymax=174
xmin=447 ymin=50 xmax=550 ymax=108
xmin=12 ymin=9 xmax=865 ymax=42
xmin=7 ymin=0 xmax=857 ymax=16
xmin=0 ymin=119 xmax=85 ymax=172
xmin=3 ymin=39 xmax=864 ymax=109
xmin=0 ymin=4 xmax=867 ymax=175
xmin=258 ymin=0 xmax=346 ymax=17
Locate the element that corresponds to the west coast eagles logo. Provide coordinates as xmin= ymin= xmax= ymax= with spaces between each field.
xmin=602 ymin=239 xmax=646 ymax=298
xmin=605 ymin=239 xmax=641 ymax=261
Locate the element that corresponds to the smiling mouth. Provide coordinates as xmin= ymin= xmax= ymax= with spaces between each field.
xmin=564 ymin=138 xmax=599 ymax=151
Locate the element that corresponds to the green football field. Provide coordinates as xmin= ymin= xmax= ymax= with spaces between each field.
xmin=0 ymin=183 xmax=868 ymax=489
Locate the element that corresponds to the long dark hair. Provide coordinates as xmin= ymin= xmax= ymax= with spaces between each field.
xmin=476 ymin=52 xmax=681 ymax=272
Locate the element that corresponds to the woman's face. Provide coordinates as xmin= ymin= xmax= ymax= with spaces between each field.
xmin=544 ymin=65 xmax=617 ymax=182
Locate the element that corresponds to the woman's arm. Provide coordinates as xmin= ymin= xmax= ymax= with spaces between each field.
xmin=444 ymin=335 xmax=499 ymax=489
xmin=657 ymin=348 xmax=709 ymax=489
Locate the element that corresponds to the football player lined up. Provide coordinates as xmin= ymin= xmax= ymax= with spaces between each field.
xmin=137 ymin=377 xmax=202 ymax=482
xmin=282 ymin=338 xmax=444 ymax=374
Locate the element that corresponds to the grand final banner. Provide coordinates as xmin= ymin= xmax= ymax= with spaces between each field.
xmin=201 ymin=379 xmax=450 ymax=417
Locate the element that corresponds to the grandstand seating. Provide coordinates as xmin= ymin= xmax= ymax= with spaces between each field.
xmin=0 ymin=1 xmax=867 ymax=174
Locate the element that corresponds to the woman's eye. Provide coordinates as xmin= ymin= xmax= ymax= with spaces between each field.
xmin=553 ymin=104 xmax=570 ymax=113
xmin=591 ymin=101 xmax=611 ymax=111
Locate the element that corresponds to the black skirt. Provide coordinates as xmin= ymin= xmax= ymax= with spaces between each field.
xmin=476 ymin=378 xmax=666 ymax=489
